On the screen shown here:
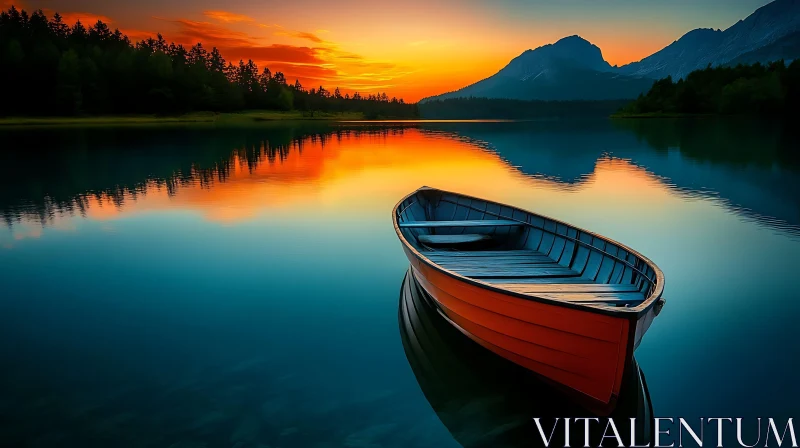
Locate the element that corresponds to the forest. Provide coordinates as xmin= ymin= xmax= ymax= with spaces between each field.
xmin=0 ymin=6 xmax=418 ymax=118
xmin=418 ymin=98 xmax=629 ymax=119
xmin=619 ymin=60 xmax=800 ymax=115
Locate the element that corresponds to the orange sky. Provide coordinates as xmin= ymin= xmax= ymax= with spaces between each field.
xmin=11 ymin=0 xmax=773 ymax=102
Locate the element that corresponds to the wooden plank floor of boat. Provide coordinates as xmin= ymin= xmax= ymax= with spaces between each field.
xmin=422 ymin=250 xmax=645 ymax=305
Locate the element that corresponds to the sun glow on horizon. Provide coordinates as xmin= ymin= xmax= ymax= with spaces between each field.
xmin=6 ymin=0 xmax=773 ymax=101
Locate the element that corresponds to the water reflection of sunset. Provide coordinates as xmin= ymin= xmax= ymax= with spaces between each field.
xmin=86 ymin=130 xmax=528 ymax=223
xmin=2 ymin=129 xmax=679 ymax=234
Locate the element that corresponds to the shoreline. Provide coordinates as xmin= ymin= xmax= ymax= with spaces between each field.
xmin=610 ymin=112 xmax=716 ymax=119
xmin=2 ymin=111 xmax=762 ymax=126
xmin=0 ymin=110 xmax=372 ymax=127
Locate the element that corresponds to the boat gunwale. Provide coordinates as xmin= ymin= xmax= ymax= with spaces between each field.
xmin=392 ymin=186 xmax=665 ymax=319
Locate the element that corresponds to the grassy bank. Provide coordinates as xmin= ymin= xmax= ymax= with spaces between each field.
xmin=0 ymin=110 xmax=367 ymax=127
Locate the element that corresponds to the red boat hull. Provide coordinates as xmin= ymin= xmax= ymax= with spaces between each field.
xmin=403 ymin=246 xmax=645 ymax=412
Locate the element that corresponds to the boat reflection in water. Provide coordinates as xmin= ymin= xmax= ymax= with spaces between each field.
xmin=398 ymin=268 xmax=654 ymax=448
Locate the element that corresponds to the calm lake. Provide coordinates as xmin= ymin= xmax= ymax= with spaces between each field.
xmin=1 ymin=119 xmax=798 ymax=448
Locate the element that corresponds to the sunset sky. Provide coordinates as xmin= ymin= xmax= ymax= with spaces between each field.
xmin=9 ymin=0 xmax=772 ymax=101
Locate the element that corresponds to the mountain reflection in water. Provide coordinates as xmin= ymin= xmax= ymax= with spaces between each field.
xmin=427 ymin=119 xmax=800 ymax=235
xmin=1 ymin=118 xmax=798 ymax=237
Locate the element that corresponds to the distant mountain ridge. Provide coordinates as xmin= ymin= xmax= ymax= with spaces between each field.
xmin=725 ymin=30 xmax=800 ymax=66
xmin=423 ymin=0 xmax=800 ymax=103
xmin=618 ymin=0 xmax=800 ymax=79
xmin=423 ymin=36 xmax=653 ymax=102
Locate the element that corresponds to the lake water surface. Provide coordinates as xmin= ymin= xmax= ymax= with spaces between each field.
xmin=1 ymin=119 xmax=798 ymax=448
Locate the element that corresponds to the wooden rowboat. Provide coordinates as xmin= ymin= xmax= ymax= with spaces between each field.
xmin=392 ymin=187 xmax=665 ymax=411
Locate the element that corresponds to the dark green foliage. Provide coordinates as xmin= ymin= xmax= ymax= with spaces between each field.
xmin=0 ymin=6 xmax=418 ymax=118
xmin=620 ymin=60 xmax=799 ymax=115
xmin=419 ymin=98 xmax=630 ymax=119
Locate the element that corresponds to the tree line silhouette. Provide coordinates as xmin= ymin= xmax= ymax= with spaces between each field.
xmin=0 ymin=6 xmax=418 ymax=118
xmin=620 ymin=60 xmax=800 ymax=115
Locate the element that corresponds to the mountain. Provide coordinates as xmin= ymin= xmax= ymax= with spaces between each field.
xmin=619 ymin=0 xmax=800 ymax=79
xmin=616 ymin=28 xmax=725 ymax=79
xmin=497 ymin=35 xmax=613 ymax=77
xmin=422 ymin=36 xmax=654 ymax=102
xmin=726 ymin=30 xmax=800 ymax=65
xmin=422 ymin=0 xmax=800 ymax=104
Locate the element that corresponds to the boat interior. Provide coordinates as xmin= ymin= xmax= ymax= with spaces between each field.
xmin=395 ymin=188 xmax=660 ymax=308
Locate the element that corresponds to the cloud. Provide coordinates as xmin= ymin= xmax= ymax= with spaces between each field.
xmin=164 ymin=19 xmax=327 ymax=65
xmin=40 ymin=8 xmax=150 ymax=42
xmin=340 ymin=59 xmax=396 ymax=70
xmin=124 ymin=29 xmax=157 ymax=41
xmin=203 ymin=10 xmax=255 ymax=23
xmin=2 ymin=0 xmax=25 ymax=10
xmin=152 ymin=15 xmax=412 ymax=95
xmin=265 ymin=62 xmax=339 ymax=82
xmin=165 ymin=18 xmax=256 ymax=47
xmin=223 ymin=44 xmax=325 ymax=65
xmin=59 ymin=11 xmax=114 ymax=25
xmin=274 ymin=30 xmax=327 ymax=44
xmin=315 ymin=46 xmax=362 ymax=60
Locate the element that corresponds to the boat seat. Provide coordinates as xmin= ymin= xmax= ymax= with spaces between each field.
xmin=418 ymin=234 xmax=492 ymax=246
xmin=497 ymin=283 xmax=642 ymax=293
xmin=426 ymin=250 xmax=555 ymax=264
xmin=479 ymin=276 xmax=595 ymax=284
xmin=399 ymin=220 xmax=520 ymax=228
xmin=445 ymin=265 xmax=580 ymax=279
xmin=424 ymin=252 xmax=579 ymax=279
xmin=424 ymin=250 xmax=543 ymax=257
xmin=420 ymin=249 xmax=647 ymax=306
